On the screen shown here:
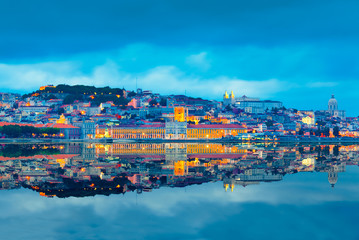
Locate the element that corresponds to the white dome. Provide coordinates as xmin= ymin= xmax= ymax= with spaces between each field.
xmin=328 ymin=171 xmax=338 ymax=188
xmin=328 ymin=94 xmax=338 ymax=111
xmin=328 ymin=95 xmax=337 ymax=105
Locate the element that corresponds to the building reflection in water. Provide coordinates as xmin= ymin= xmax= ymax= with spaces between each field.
xmin=0 ymin=143 xmax=357 ymax=197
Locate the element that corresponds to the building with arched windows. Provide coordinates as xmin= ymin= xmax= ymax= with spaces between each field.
xmin=328 ymin=95 xmax=345 ymax=119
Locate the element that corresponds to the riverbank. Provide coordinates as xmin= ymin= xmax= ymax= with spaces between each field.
xmin=1 ymin=137 xmax=359 ymax=144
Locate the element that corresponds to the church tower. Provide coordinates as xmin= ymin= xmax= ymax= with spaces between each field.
xmin=328 ymin=94 xmax=338 ymax=115
xmin=328 ymin=170 xmax=338 ymax=188
xmin=223 ymin=90 xmax=235 ymax=106
xmin=230 ymin=91 xmax=235 ymax=104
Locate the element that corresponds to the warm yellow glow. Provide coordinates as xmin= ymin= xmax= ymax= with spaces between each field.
xmin=56 ymin=159 xmax=67 ymax=168
xmin=56 ymin=114 xmax=67 ymax=124
xmin=302 ymin=116 xmax=314 ymax=125
xmin=174 ymin=161 xmax=187 ymax=176
xmin=302 ymin=158 xmax=315 ymax=166
xmin=174 ymin=107 xmax=186 ymax=122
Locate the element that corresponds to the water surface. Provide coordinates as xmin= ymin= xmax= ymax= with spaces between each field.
xmin=0 ymin=143 xmax=358 ymax=240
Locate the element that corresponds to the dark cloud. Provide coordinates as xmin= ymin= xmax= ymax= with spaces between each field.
xmin=0 ymin=0 xmax=358 ymax=59
xmin=0 ymin=0 xmax=358 ymax=114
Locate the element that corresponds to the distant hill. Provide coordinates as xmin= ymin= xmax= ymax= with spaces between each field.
xmin=23 ymin=84 xmax=132 ymax=106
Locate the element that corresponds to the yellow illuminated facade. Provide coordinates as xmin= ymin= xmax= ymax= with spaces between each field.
xmin=187 ymin=127 xmax=246 ymax=139
xmin=186 ymin=144 xmax=247 ymax=154
xmin=93 ymin=143 xmax=247 ymax=156
xmin=96 ymin=124 xmax=246 ymax=139
xmin=96 ymin=126 xmax=165 ymax=139
xmin=174 ymin=161 xmax=188 ymax=176
xmin=112 ymin=128 xmax=165 ymax=139
xmin=208 ymin=117 xmax=230 ymax=124
xmin=56 ymin=114 xmax=67 ymax=124
xmin=39 ymin=85 xmax=56 ymax=91
xmin=174 ymin=107 xmax=187 ymax=122
xmin=302 ymin=116 xmax=315 ymax=125
xmin=186 ymin=115 xmax=200 ymax=124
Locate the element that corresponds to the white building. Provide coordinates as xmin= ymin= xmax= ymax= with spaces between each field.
xmin=235 ymin=95 xmax=283 ymax=113
xmin=328 ymin=95 xmax=346 ymax=119
xmin=165 ymin=121 xmax=187 ymax=139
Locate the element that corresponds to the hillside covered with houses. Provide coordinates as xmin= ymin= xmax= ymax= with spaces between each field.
xmin=0 ymin=84 xmax=356 ymax=140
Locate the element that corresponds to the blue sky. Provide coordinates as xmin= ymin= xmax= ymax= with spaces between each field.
xmin=0 ymin=0 xmax=358 ymax=115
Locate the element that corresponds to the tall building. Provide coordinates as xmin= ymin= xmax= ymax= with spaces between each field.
xmin=174 ymin=107 xmax=187 ymax=122
xmin=223 ymin=91 xmax=235 ymax=106
xmin=327 ymin=95 xmax=345 ymax=119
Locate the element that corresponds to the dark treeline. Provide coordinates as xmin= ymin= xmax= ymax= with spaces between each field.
xmin=0 ymin=125 xmax=60 ymax=138
xmin=298 ymin=126 xmax=340 ymax=137
xmin=0 ymin=144 xmax=60 ymax=158
xmin=27 ymin=84 xmax=126 ymax=96
xmin=23 ymin=84 xmax=130 ymax=107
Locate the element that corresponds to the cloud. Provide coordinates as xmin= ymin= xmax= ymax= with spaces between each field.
xmin=306 ymin=82 xmax=339 ymax=88
xmin=0 ymin=0 xmax=358 ymax=60
xmin=1 ymin=168 xmax=359 ymax=239
xmin=185 ymin=52 xmax=211 ymax=71
xmin=0 ymin=41 xmax=358 ymax=115
xmin=0 ymin=61 xmax=288 ymax=99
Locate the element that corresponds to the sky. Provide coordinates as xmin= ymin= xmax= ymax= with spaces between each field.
xmin=0 ymin=0 xmax=358 ymax=115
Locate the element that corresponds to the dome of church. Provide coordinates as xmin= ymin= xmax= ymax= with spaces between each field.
xmin=328 ymin=94 xmax=338 ymax=111
xmin=328 ymin=171 xmax=338 ymax=188
xmin=328 ymin=95 xmax=337 ymax=105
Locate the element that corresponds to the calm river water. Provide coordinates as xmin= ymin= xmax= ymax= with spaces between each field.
xmin=0 ymin=143 xmax=358 ymax=240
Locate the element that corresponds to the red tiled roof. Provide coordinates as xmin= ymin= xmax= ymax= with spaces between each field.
xmin=110 ymin=124 xmax=165 ymax=128
xmin=0 ymin=154 xmax=79 ymax=161
xmin=0 ymin=122 xmax=33 ymax=127
xmin=0 ymin=122 xmax=79 ymax=129
xmin=44 ymin=123 xmax=79 ymax=129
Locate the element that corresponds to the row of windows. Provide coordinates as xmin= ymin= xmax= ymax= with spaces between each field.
xmin=97 ymin=128 xmax=246 ymax=138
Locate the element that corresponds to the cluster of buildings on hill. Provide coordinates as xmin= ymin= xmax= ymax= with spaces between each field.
xmin=0 ymin=85 xmax=356 ymax=140
xmin=0 ymin=143 xmax=356 ymax=196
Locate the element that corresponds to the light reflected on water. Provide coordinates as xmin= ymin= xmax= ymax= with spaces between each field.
xmin=0 ymin=143 xmax=358 ymax=240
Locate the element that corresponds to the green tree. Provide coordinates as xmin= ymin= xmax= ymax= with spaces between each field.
xmin=324 ymin=127 xmax=330 ymax=137
xmin=298 ymin=128 xmax=304 ymax=135
xmin=127 ymin=91 xmax=136 ymax=97
xmin=160 ymin=98 xmax=167 ymax=106
xmin=265 ymin=120 xmax=274 ymax=128
xmin=333 ymin=126 xmax=340 ymax=137
xmin=57 ymin=108 xmax=65 ymax=114
xmin=149 ymin=99 xmax=157 ymax=106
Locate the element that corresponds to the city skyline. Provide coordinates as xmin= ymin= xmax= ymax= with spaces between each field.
xmin=0 ymin=0 xmax=358 ymax=115
xmin=1 ymin=84 xmax=351 ymax=117
xmin=1 ymin=1 xmax=358 ymax=239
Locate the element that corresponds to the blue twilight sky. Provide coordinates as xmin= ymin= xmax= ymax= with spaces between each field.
xmin=0 ymin=0 xmax=358 ymax=115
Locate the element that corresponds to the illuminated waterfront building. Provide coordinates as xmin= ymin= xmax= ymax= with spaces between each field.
xmin=187 ymin=124 xmax=246 ymax=139
xmin=96 ymin=123 xmax=166 ymax=139
xmin=93 ymin=143 xmax=247 ymax=158
xmin=96 ymin=106 xmax=247 ymax=140
xmin=96 ymin=123 xmax=246 ymax=140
